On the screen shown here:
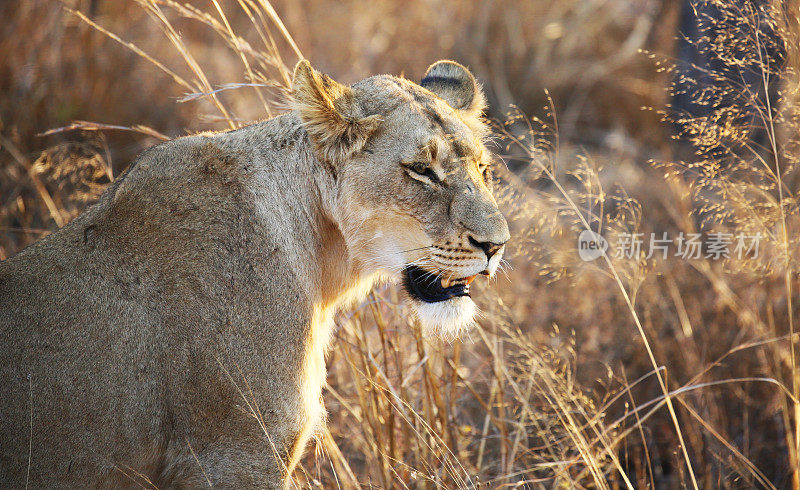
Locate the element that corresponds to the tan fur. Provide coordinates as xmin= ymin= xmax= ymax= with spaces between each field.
xmin=0 ymin=60 xmax=509 ymax=487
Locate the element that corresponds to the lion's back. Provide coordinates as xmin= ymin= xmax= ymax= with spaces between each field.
xmin=0 ymin=132 xmax=230 ymax=485
xmin=0 ymin=215 xmax=170 ymax=485
xmin=0 ymin=116 xmax=316 ymax=486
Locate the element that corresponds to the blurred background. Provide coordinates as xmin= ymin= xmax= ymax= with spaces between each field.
xmin=0 ymin=0 xmax=678 ymax=203
xmin=2 ymin=1 xmax=799 ymax=488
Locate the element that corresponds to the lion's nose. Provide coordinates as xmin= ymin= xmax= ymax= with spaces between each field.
xmin=468 ymin=236 xmax=506 ymax=259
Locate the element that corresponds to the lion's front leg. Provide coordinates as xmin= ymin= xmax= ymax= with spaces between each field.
xmin=157 ymin=381 xmax=300 ymax=489
xmin=159 ymin=434 xmax=291 ymax=489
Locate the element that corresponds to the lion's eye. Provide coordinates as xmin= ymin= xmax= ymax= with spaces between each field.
xmin=409 ymin=161 xmax=430 ymax=175
xmin=405 ymin=161 xmax=440 ymax=184
xmin=480 ymin=164 xmax=492 ymax=185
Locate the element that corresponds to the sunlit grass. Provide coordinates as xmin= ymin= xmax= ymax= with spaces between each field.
xmin=1 ymin=0 xmax=799 ymax=487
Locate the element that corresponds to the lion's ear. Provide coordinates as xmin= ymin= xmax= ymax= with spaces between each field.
xmin=421 ymin=60 xmax=486 ymax=117
xmin=291 ymin=60 xmax=381 ymax=164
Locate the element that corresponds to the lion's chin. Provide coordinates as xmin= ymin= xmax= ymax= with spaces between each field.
xmin=410 ymin=296 xmax=477 ymax=339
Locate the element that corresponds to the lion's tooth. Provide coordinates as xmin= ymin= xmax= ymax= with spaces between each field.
xmin=441 ymin=277 xmax=451 ymax=288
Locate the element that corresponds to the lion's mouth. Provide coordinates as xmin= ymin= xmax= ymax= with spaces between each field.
xmin=403 ymin=265 xmax=477 ymax=303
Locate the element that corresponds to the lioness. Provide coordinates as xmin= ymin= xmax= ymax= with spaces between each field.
xmin=0 ymin=60 xmax=509 ymax=487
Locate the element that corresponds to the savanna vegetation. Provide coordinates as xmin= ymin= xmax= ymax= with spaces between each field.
xmin=2 ymin=0 xmax=799 ymax=487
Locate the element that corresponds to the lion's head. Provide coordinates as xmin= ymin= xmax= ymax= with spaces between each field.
xmin=292 ymin=60 xmax=509 ymax=337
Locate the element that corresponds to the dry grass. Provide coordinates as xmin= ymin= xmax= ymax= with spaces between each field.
xmin=2 ymin=0 xmax=799 ymax=487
